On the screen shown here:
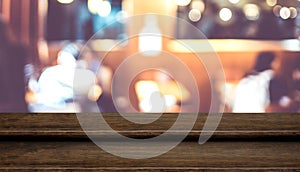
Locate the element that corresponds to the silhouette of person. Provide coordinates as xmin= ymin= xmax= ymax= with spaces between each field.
xmin=232 ymin=52 xmax=276 ymax=112
xmin=267 ymin=56 xmax=300 ymax=112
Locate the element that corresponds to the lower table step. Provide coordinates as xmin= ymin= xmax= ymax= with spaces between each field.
xmin=0 ymin=141 xmax=299 ymax=171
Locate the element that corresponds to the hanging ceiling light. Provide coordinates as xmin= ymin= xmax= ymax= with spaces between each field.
xmin=138 ymin=15 xmax=162 ymax=56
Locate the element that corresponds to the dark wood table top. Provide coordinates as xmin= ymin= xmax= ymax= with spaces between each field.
xmin=0 ymin=113 xmax=299 ymax=171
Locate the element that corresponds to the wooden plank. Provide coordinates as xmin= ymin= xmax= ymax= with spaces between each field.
xmin=0 ymin=113 xmax=299 ymax=139
xmin=0 ymin=113 xmax=299 ymax=171
xmin=0 ymin=141 xmax=299 ymax=170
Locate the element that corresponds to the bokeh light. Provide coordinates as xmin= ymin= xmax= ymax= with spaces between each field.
xmin=273 ymin=5 xmax=282 ymax=17
xmin=116 ymin=10 xmax=129 ymax=23
xmin=279 ymin=7 xmax=291 ymax=20
xmin=219 ymin=8 xmax=233 ymax=22
xmin=88 ymin=0 xmax=102 ymax=14
xmin=175 ymin=0 xmax=191 ymax=6
xmin=191 ymin=0 xmax=205 ymax=12
xmin=228 ymin=0 xmax=240 ymax=4
xmin=188 ymin=9 xmax=202 ymax=22
xmin=289 ymin=7 xmax=298 ymax=19
xmin=57 ymin=0 xmax=74 ymax=4
xmin=97 ymin=1 xmax=111 ymax=17
xmin=243 ymin=4 xmax=260 ymax=21
xmin=266 ymin=0 xmax=277 ymax=7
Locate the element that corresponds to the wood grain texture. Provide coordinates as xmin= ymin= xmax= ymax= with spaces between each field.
xmin=0 ymin=113 xmax=300 ymax=171
xmin=0 ymin=113 xmax=299 ymax=139
xmin=0 ymin=141 xmax=300 ymax=171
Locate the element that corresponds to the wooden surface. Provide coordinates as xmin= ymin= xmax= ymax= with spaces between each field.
xmin=0 ymin=113 xmax=300 ymax=171
xmin=0 ymin=141 xmax=300 ymax=171
xmin=1 ymin=113 xmax=300 ymax=138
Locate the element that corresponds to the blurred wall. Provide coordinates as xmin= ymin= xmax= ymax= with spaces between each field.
xmin=0 ymin=0 xmax=45 ymax=66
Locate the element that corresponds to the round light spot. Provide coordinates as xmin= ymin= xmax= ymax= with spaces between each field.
xmin=188 ymin=9 xmax=202 ymax=22
xmin=280 ymin=7 xmax=291 ymax=19
xmin=273 ymin=5 xmax=282 ymax=17
xmin=243 ymin=4 xmax=260 ymax=21
xmin=266 ymin=0 xmax=277 ymax=7
xmin=97 ymin=1 xmax=111 ymax=17
xmin=219 ymin=8 xmax=233 ymax=22
xmin=289 ymin=7 xmax=298 ymax=19
xmin=191 ymin=0 xmax=205 ymax=12
xmin=88 ymin=0 xmax=103 ymax=14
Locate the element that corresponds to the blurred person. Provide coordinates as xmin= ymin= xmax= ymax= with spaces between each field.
xmin=289 ymin=59 xmax=300 ymax=112
xmin=72 ymin=46 xmax=117 ymax=112
xmin=267 ymin=57 xmax=300 ymax=112
xmin=29 ymin=42 xmax=101 ymax=112
xmin=292 ymin=59 xmax=300 ymax=112
xmin=96 ymin=65 xmax=117 ymax=112
xmin=246 ymin=52 xmax=276 ymax=76
xmin=0 ymin=16 xmax=28 ymax=112
xmin=232 ymin=52 xmax=276 ymax=112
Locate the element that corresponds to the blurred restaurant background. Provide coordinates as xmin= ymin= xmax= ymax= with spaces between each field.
xmin=0 ymin=0 xmax=299 ymax=113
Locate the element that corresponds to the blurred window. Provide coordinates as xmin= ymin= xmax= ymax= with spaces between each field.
xmin=176 ymin=0 xmax=298 ymax=40
xmin=46 ymin=0 xmax=124 ymax=40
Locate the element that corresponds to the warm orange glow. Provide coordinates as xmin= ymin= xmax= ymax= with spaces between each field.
xmin=88 ymin=85 xmax=103 ymax=101
xmin=138 ymin=15 xmax=162 ymax=56
xmin=135 ymin=81 xmax=160 ymax=101
xmin=135 ymin=80 xmax=182 ymax=112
